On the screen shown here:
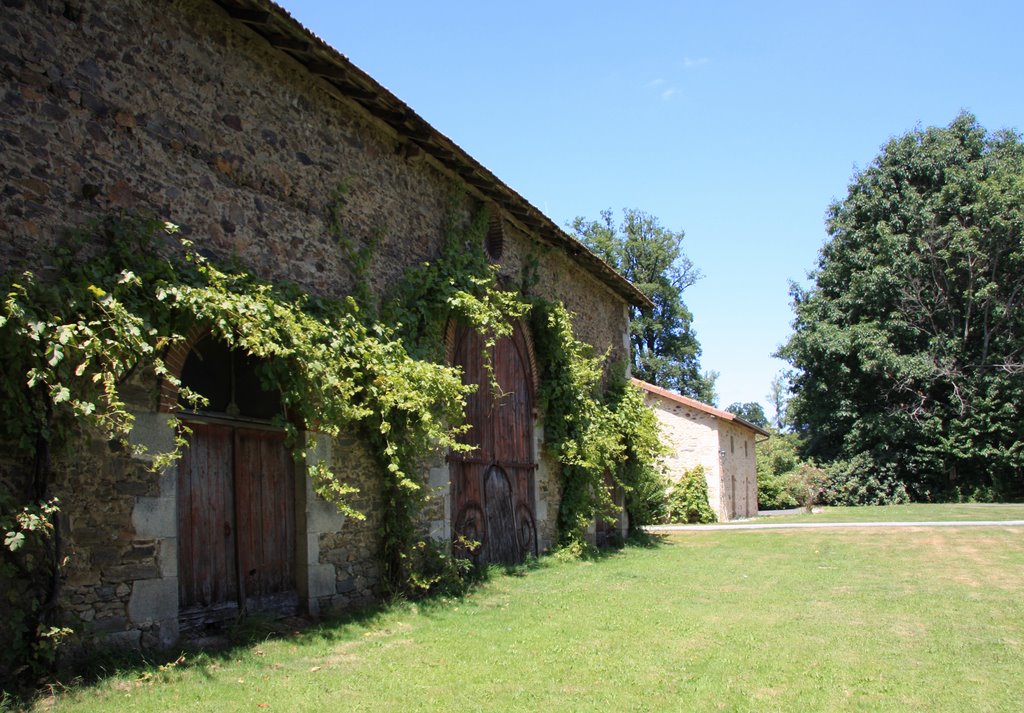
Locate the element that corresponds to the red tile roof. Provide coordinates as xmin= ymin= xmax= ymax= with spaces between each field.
xmin=631 ymin=378 xmax=771 ymax=437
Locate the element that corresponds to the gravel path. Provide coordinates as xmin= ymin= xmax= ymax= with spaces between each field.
xmin=646 ymin=520 xmax=1024 ymax=532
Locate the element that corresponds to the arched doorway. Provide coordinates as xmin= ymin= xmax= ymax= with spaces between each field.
xmin=175 ymin=335 xmax=297 ymax=629
xmin=448 ymin=321 xmax=538 ymax=565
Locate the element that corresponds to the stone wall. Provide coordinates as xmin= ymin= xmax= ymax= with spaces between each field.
xmin=307 ymin=436 xmax=382 ymax=616
xmin=645 ymin=392 xmax=724 ymax=517
xmin=717 ymin=420 xmax=758 ymax=520
xmin=1 ymin=0 xmax=633 ymax=655
xmin=643 ymin=391 xmax=761 ymax=522
xmin=58 ymin=439 xmax=165 ymax=652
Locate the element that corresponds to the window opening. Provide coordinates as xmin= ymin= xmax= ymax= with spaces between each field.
xmin=178 ymin=334 xmax=282 ymax=421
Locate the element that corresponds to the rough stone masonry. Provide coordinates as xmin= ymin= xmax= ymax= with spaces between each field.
xmin=0 ymin=0 xmax=640 ymax=656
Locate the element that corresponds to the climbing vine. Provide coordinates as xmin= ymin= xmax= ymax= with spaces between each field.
xmin=529 ymin=300 xmax=667 ymax=546
xmin=0 ymin=195 xmax=668 ymax=680
xmin=383 ymin=193 xmax=529 ymax=361
xmin=0 ymin=215 xmax=474 ymax=678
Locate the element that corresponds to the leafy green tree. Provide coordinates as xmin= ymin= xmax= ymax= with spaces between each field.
xmin=779 ymin=113 xmax=1024 ymax=501
xmin=571 ymin=209 xmax=717 ymax=402
xmin=725 ymin=401 xmax=769 ymax=428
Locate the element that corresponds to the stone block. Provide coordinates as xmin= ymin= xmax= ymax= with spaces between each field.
xmin=90 ymin=547 xmax=122 ymax=566
xmin=427 ymin=465 xmax=448 ymax=489
xmin=93 ymin=615 xmax=129 ymax=634
xmin=307 ymin=564 xmax=337 ymax=599
xmin=128 ymin=577 xmax=178 ymax=625
xmin=307 ymin=492 xmax=347 ymax=533
xmin=428 ymin=519 xmax=448 ymax=541
xmin=126 ymin=544 xmax=156 ymax=560
xmin=304 ymin=432 xmax=331 ymax=466
xmin=158 ymin=538 xmax=177 ymax=578
xmin=157 ymin=618 xmax=179 ymax=648
xmin=66 ymin=570 xmax=101 ymax=587
xmin=115 ymin=481 xmax=156 ymax=496
xmin=132 ymin=496 xmax=175 ymax=539
xmin=305 ymin=535 xmax=319 ymax=567
xmin=101 ymin=629 xmax=142 ymax=650
xmin=103 ymin=563 xmax=160 ymax=583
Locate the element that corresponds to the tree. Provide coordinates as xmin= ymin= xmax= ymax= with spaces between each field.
xmin=766 ymin=371 xmax=790 ymax=431
xmin=725 ymin=401 xmax=769 ymax=428
xmin=779 ymin=113 xmax=1024 ymax=501
xmin=571 ymin=209 xmax=717 ymax=402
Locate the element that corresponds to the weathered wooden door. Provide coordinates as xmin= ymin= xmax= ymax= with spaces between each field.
xmin=177 ymin=421 xmax=296 ymax=627
xmin=595 ymin=471 xmax=624 ymax=547
xmin=449 ymin=322 xmax=537 ymax=565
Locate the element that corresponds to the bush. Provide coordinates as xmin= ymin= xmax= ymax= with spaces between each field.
xmin=757 ymin=470 xmax=800 ymax=510
xmin=756 ymin=431 xmax=818 ymax=510
xmin=661 ymin=466 xmax=716 ymax=524
xmin=817 ymin=455 xmax=911 ymax=506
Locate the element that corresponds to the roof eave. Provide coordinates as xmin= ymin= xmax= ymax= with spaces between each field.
xmin=630 ymin=378 xmax=772 ymax=437
xmin=211 ymin=0 xmax=654 ymax=310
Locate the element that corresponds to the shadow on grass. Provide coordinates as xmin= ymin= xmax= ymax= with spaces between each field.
xmin=11 ymin=535 xmax=672 ymax=709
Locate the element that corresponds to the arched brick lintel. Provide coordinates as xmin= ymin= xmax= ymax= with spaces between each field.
xmin=157 ymin=324 xmax=211 ymax=413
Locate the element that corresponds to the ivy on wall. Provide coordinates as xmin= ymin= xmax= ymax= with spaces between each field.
xmin=0 ymin=215 xmax=474 ymax=679
xmin=0 ymin=197 xmax=668 ymax=681
xmin=529 ymin=300 xmax=668 ymax=545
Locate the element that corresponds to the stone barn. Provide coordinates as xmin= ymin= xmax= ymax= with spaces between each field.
xmin=0 ymin=0 xmax=650 ymax=656
xmin=633 ymin=379 xmax=769 ymax=521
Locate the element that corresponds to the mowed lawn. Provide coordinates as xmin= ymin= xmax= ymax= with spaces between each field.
xmin=754 ymin=502 xmax=1024 ymax=524
xmin=39 ymin=518 xmax=1024 ymax=712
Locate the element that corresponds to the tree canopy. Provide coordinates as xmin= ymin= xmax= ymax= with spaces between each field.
xmin=571 ymin=209 xmax=716 ymax=403
xmin=779 ymin=113 xmax=1024 ymax=501
xmin=725 ymin=401 xmax=769 ymax=428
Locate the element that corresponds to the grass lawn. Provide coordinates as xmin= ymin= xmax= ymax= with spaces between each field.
xmin=754 ymin=502 xmax=1024 ymax=524
xmin=28 ymin=523 xmax=1024 ymax=712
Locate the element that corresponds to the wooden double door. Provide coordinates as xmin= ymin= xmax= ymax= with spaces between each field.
xmin=177 ymin=420 xmax=297 ymax=627
xmin=449 ymin=322 xmax=538 ymax=565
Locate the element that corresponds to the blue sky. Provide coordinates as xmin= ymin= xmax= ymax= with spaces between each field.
xmin=279 ymin=1 xmax=1024 ymax=415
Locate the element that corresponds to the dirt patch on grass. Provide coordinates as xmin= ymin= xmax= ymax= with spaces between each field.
xmin=904 ymin=530 xmax=1023 ymax=591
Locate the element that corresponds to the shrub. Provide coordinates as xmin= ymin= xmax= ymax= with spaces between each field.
xmin=662 ymin=466 xmax=716 ymax=524
xmin=757 ymin=470 xmax=800 ymax=510
xmin=817 ymin=454 xmax=911 ymax=506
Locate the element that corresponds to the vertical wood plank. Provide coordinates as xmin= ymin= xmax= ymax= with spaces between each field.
xmin=177 ymin=422 xmax=236 ymax=610
xmin=235 ymin=428 xmax=296 ymax=609
xmin=450 ymin=321 xmax=537 ymax=564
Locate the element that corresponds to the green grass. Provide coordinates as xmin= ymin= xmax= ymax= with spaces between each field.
xmin=32 ymin=524 xmax=1024 ymax=712
xmin=755 ymin=502 xmax=1024 ymax=524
